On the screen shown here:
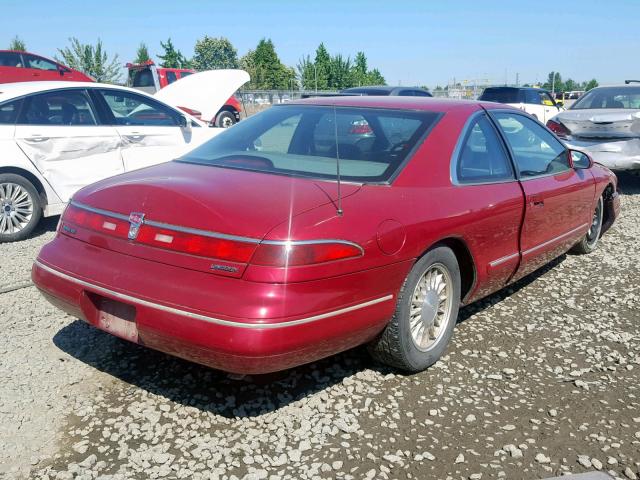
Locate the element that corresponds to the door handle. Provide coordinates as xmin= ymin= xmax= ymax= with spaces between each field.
xmin=124 ymin=133 xmax=145 ymax=142
xmin=24 ymin=135 xmax=49 ymax=143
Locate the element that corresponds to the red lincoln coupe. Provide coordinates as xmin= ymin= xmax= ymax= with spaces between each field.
xmin=32 ymin=97 xmax=620 ymax=374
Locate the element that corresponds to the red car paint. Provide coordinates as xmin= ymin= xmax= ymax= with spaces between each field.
xmin=126 ymin=61 xmax=242 ymax=125
xmin=32 ymin=97 xmax=620 ymax=374
xmin=0 ymin=50 xmax=94 ymax=83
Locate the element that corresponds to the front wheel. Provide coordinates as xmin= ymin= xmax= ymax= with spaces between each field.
xmin=214 ymin=110 xmax=237 ymax=128
xmin=0 ymin=174 xmax=42 ymax=243
xmin=571 ymin=196 xmax=603 ymax=254
xmin=368 ymin=246 xmax=461 ymax=372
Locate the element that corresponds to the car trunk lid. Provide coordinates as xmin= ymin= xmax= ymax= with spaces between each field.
xmin=65 ymin=161 xmax=361 ymax=277
xmin=556 ymin=109 xmax=640 ymax=139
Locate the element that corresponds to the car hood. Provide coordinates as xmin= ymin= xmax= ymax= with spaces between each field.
xmin=554 ymin=108 xmax=640 ymax=139
xmin=72 ymin=161 xmax=361 ymax=241
xmin=154 ymin=69 xmax=249 ymax=122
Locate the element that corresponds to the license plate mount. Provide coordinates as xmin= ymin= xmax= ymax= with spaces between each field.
xmin=95 ymin=296 xmax=138 ymax=343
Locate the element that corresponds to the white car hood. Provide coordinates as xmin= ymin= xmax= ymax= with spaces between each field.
xmin=154 ymin=69 xmax=249 ymax=122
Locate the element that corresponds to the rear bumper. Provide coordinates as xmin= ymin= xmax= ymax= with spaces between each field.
xmin=566 ymin=138 xmax=640 ymax=171
xmin=33 ymin=235 xmax=408 ymax=374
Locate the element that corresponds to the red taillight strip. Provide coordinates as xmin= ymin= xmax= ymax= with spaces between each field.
xmin=69 ymin=201 xmax=260 ymax=244
xmin=67 ymin=201 xmax=364 ymax=265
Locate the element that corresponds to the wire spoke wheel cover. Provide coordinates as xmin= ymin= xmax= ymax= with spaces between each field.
xmin=409 ymin=263 xmax=454 ymax=352
xmin=0 ymin=182 xmax=34 ymax=235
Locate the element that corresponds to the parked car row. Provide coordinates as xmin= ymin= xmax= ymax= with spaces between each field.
xmin=0 ymin=70 xmax=249 ymax=241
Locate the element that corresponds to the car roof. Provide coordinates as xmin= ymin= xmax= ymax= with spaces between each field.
xmin=0 ymin=81 xmax=140 ymax=103
xmin=289 ymin=95 xmax=482 ymax=112
xmin=483 ymin=86 xmax=548 ymax=92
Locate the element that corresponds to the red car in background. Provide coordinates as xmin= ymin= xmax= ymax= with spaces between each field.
xmin=32 ymin=97 xmax=620 ymax=375
xmin=0 ymin=50 xmax=94 ymax=83
xmin=127 ymin=61 xmax=242 ymax=128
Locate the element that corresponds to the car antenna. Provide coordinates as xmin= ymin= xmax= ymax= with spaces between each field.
xmin=332 ymin=105 xmax=344 ymax=216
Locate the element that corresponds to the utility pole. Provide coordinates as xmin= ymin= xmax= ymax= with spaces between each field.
xmin=313 ymin=64 xmax=318 ymax=93
xmin=516 ymin=72 xmax=519 ymax=87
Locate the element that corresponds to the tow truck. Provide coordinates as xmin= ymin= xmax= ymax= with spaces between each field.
xmin=126 ymin=60 xmax=243 ymax=128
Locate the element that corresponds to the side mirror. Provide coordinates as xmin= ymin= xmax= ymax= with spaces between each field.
xmin=569 ymin=150 xmax=593 ymax=169
xmin=178 ymin=114 xmax=190 ymax=129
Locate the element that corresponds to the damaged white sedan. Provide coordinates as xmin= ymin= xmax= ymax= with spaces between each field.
xmin=0 ymin=70 xmax=249 ymax=241
xmin=547 ymin=82 xmax=640 ymax=173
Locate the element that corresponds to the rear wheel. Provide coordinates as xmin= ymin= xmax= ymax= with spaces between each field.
xmin=215 ymin=110 xmax=236 ymax=128
xmin=572 ymin=196 xmax=603 ymax=254
xmin=0 ymin=174 xmax=42 ymax=242
xmin=368 ymin=246 xmax=461 ymax=372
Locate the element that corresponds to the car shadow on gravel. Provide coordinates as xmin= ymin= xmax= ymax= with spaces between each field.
xmin=52 ymin=255 xmax=566 ymax=419
xmin=616 ymin=171 xmax=640 ymax=195
xmin=33 ymin=215 xmax=59 ymax=237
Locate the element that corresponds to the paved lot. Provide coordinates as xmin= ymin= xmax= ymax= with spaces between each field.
xmin=1 ymin=174 xmax=639 ymax=480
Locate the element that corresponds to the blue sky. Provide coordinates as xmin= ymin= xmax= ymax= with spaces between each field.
xmin=2 ymin=0 xmax=638 ymax=87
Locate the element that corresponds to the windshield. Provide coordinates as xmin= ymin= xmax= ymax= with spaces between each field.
xmin=571 ymin=86 xmax=640 ymax=109
xmin=479 ymin=88 xmax=522 ymax=103
xmin=179 ymin=105 xmax=440 ymax=183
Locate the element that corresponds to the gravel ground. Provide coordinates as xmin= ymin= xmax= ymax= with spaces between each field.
xmin=1 ymin=174 xmax=639 ymax=480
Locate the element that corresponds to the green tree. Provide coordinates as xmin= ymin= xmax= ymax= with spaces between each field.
xmin=134 ymin=42 xmax=151 ymax=64
xmin=366 ymin=68 xmax=386 ymax=86
xmin=245 ymin=38 xmax=295 ymax=89
xmin=329 ymin=54 xmax=352 ymax=89
xmin=543 ymin=71 xmax=563 ymax=92
xmin=157 ymin=38 xmax=190 ymax=69
xmin=296 ymin=54 xmax=316 ymax=90
xmin=313 ymin=43 xmax=331 ymax=90
xmin=8 ymin=35 xmax=26 ymax=52
xmin=192 ymin=36 xmax=238 ymax=70
xmin=583 ymin=79 xmax=599 ymax=91
xmin=55 ymin=38 xmax=121 ymax=83
xmin=351 ymin=51 xmax=368 ymax=86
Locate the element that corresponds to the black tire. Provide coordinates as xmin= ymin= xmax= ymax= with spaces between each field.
xmin=214 ymin=110 xmax=236 ymax=128
xmin=0 ymin=173 xmax=42 ymax=243
xmin=571 ymin=196 xmax=604 ymax=254
xmin=368 ymin=246 xmax=461 ymax=372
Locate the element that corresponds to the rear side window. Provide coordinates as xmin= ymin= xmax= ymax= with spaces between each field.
xmin=479 ymin=88 xmax=521 ymax=104
xmin=131 ymin=69 xmax=155 ymax=87
xmin=0 ymin=52 xmax=23 ymax=67
xmin=525 ymin=90 xmax=541 ymax=104
xmin=23 ymin=54 xmax=58 ymax=71
xmin=166 ymin=71 xmax=177 ymax=84
xmin=99 ymin=89 xmax=180 ymax=126
xmin=0 ymin=99 xmax=22 ymax=124
xmin=455 ymin=114 xmax=514 ymax=183
xmin=493 ymin=113 xmax=569 ymax=177
xmin=181 ymin=105 xmax=440 ymax=183
xmin=19 ymin=90 xmax=97 ymax=125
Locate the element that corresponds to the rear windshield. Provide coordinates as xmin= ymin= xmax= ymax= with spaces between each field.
xmin=342 ymin=88 xmax=391 ymax=96
xmin=479 ymin=88 xmax=522 ymax=104
xmin=570 ymin=86 xmax=640 ymax=109
xmin=179 ymin=105 xmax=440 ymax=183
xmin=129 ymin=68 xmax=155 ymax=87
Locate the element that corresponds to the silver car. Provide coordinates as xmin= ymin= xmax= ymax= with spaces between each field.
xmin=546 ymin=82 xmax=640 ymax=172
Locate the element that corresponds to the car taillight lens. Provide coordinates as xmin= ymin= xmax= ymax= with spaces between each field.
xmin=61 ymin=204 xmax=256 ymax=263
xmin=135 ymin=225 xmax=255 ymax=263
xmin=349 ymin=120 xmax=373 ymax=135
xmin=546 ymin=118 xmax=571 ymax=138
xmin=250 ymin=242 xmax=363 ymax=267
xmin=62 ymin=204 xmax=130 ymax=237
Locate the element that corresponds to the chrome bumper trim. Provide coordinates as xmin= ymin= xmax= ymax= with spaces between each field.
xmin=34 ymin=260 xmax=393 ymax=330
